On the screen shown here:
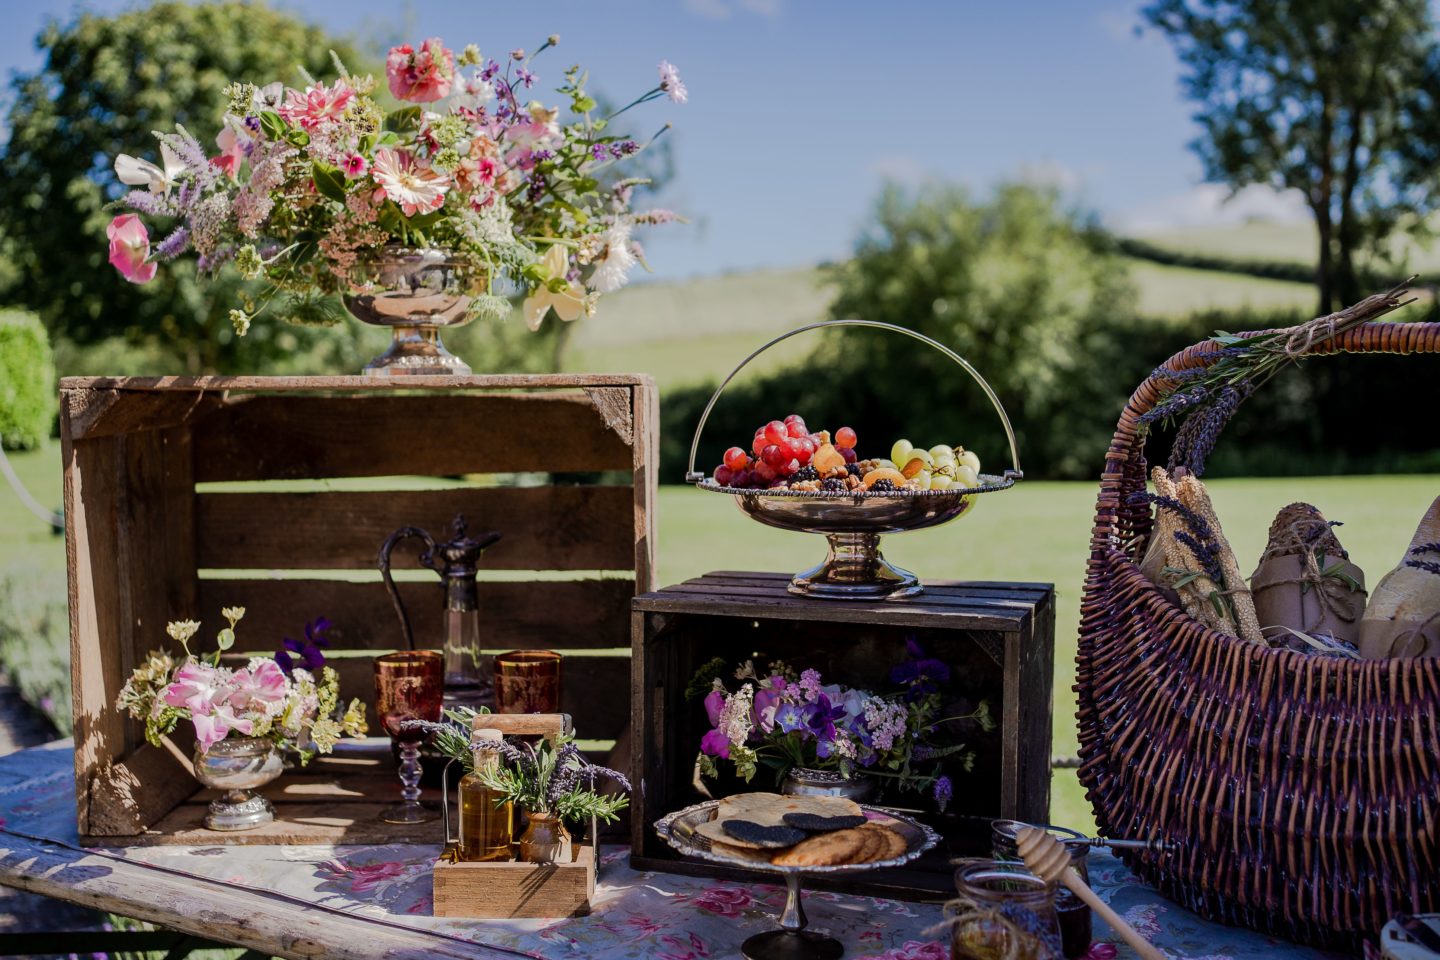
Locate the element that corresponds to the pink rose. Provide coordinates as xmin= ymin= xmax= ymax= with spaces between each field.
xmin=107 ymin=214 xmax=156 ymax=284
xmin=386 ymin=39 xmax=456 ymax=103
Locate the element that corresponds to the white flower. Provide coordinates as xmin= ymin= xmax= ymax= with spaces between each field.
xmin=460 ymin=71 xmax=496 ymax=109
xmin=720 ymin=683 xmax=755 ymax=748
xmin=523 ymin=244 xmax=589 ymax=330
xmin=371 ymin=148 xmax=449 ymax=217
xmin=658 ymin=60 xmax=688 ymax=104
xmin=166 ymin=620 xmax=201 ymax=644
xmin=588 ymin=222 xmax=637 ymax=293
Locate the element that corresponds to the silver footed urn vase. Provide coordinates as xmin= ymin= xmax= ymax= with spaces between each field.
xmin=344 ymin=247 xmax=477 ymax=376
xmin=780 ymin=766 xmax=877 ymax=804
xmin=193 ymin=736 xmax=284 ymax=831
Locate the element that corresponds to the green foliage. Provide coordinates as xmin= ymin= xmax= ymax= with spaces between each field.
xmin=0 ymin=309 xmax=56 ymax=450
xmin=0 ymin=568 xmax=71 ymax=735
xmin=1142 ymin=0 xmax=1440 ymax=313
xmin=0 ymin=1 xmax=365 ymax=373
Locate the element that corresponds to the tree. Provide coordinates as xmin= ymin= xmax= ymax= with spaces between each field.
xmin=1143 ymin=0 xmax=1440 ymax=315
xmin=0 ymin=2 xmax=362 ymax=372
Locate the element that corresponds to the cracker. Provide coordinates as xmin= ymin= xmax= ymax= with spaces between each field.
xmin=859 ymin=823 xmax=907 ymax=862
xmin=717 ymin=792 xmax=863 ymax=827
xmin=770 ymin=826 xmax=870 ymax=867
xmin=721 ymin=819 xmax=806 ymax=848
xmin=783 ymin=812 xmax=868 ymax=833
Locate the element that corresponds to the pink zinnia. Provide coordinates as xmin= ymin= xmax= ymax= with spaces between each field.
xmin=278 ymin=81 xmax=355 ymax=131
xmin=107 ymin=214 xmax=156 ymax=284
xmin=386 ymin=38 xmax=456 ymax=103
xmin=371 ymin=148 xmax=450 ymax=216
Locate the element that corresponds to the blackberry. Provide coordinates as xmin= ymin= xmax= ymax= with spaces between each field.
xmin=820 ymin=477 xmax=846 ymax=492
xmin=791 ymin=465 xmax=819 ymax=483
xmin=869 ymin=479 xmax=897 ymax=492
xmin=846 ymin=463 xmax=863 ymax=478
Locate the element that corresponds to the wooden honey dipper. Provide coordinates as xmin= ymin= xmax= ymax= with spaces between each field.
xmin=1016 ymin=826 xmax=1167 ymax=960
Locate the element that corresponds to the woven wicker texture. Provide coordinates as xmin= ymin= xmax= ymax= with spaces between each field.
xmin=1075 ymin=320 xmax=1440 ymax=950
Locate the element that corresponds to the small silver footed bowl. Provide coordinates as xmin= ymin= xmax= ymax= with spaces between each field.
xmin=192 ymin=736 xmax=283 ymax=831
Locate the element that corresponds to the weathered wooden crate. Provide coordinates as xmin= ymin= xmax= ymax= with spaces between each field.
xmin=62 ymin=374 xmax=656 ymax=844
xmin=630 ymin=571 xmax=1055 ymax=901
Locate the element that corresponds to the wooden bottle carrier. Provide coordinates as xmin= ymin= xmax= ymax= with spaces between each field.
xmin=1076 ymin=317 xmax=1440 ymax=949
xmin=432 ymin=713 xmax=596 ymax=920
xmin=630 ymin=570 xmax=1055 ymax=901
xmin=62 ymin=375 xmax=656 ymax=844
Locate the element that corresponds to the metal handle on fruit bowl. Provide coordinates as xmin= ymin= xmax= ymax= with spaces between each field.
xmin=684 ymin=319 xmax=1024 ymax=483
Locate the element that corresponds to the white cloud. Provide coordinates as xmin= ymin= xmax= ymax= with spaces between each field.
xmin=1112 ymin=183 xmax=1311 ymax=234
xmin=682 ymin=0 xmax=780 ymax=19
xmin=868 ymin=154 xmax=933 ymax=186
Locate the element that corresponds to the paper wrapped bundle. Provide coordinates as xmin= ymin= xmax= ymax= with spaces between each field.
xmin=1249 ymin=503 xmax=1366 ymax=652
xmin=1141 ymin=467 xmax=1263 ymax=644
xmin=1360 ymin=495 xmax=1440 ymax=659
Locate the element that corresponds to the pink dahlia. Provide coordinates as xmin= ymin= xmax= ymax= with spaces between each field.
xmin=107 ymin=214 xmax=156 ymax=284
xmin=371 ymin=148 xmax=449 ymax=216
xmin=386 ymin=38 xmax=456 ymax=103
xmin=278 ymin=81 xmax=355 ymax=131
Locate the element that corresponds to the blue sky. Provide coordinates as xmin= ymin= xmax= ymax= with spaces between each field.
xmin=1 ymin=0 xmax=1310 ymax=281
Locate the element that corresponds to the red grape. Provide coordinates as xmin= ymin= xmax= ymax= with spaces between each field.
xmin=781 ymin=458 xmax=801 ymax=476
xmin=714 ymin=464 xmax=734 ymax=486
xmin=786 ymin=437 xmax=814 ymax=464
xmin=840 ymin=446 xmax=858 ymax=464
xmin=733 ymin=467 xmax=753 ymax=488
xmin=784 ymin=413 xmax=804 ymax=424
xmin=751 ymin=433 xmax=769 ymax=457
xmin=835 ymin=426 xmax=857 ymax=449
xmin=785 ymin=420 xmax=809 ymax=439
xmin=754 ymin=461 xmax=778 ymax=482
xmin=764 ymin=420 xmax=789 ymax=446
xmin=761 ymin=443 xmax=787 ymax=468
xmin=724 ymin=446 xmax=749 ymax=471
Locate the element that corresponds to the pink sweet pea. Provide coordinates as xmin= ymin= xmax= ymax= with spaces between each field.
xmin=163 ymin=662 xmax=253 ymax=751
xmin=107 ymin=214 xmax=156 ymax=284
xmin=211 ymin=126 xmax=244 ymax=180
xmin=699 ymin=728 xmax=730 ymax=759
xmin=228 ymin=658 xmax=287 ymax=710
xmin=703 ymin=689 xmax=725 ymax=727
xmin=386 ymin=39 xmax=456 ymax=103
xmin=751 ymin=676 xmax=786 ymax=733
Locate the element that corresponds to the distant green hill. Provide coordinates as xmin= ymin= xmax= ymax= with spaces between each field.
xmin=564 ymin=256 xmax=1317 ymax=389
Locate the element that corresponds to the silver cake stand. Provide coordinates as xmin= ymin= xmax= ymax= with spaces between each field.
xmin=655 ymin=799 xmax=940 ymax=960
xmin=685 ymin=320 xmax=1023 ymax=599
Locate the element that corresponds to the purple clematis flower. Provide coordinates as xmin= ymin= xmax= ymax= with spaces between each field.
xmin=805 ymin=693 xmax=846 ymax=742
xmin=891 ymin=637 xmax=950 ymax=697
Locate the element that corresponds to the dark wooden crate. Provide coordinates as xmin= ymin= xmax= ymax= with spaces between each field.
xmin=63 ymin=374 xmax=657 ymax=844
xmin=629 ymin=571 xmax=1055 ymax=901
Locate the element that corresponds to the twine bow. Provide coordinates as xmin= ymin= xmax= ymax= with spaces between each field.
xmin=1282 ymin=313 xmax=1341 ymax=357
xmin=924 ymin=893 xmax=1043 ymax=960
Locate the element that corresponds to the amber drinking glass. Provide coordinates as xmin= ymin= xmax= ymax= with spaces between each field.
xmin=374 ymin=650 xmax=444 ymax=823
xmin=493 ymin=650 xmax=562 ymax=714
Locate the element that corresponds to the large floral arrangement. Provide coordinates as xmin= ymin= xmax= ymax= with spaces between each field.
xmin=116 ymin=607 xmax=367 ymax=760
xmin=106 ymin=36 xmax=686 ymax=335
xmin=693 ymin=644 xmax=992 ymax=811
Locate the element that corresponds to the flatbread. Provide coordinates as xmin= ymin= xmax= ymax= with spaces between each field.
xmin=716 ymin=792 xmax=863 ymax=827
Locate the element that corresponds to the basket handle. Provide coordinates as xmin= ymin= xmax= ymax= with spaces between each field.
xmin=684 ymin=319 xmax=1023 ymax=483
xmin=1091 ymin=315 xmax=1440 ymax=554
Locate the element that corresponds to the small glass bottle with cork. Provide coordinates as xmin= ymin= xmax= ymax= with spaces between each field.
xmin=457 ymin=723 xmax=514 ymax=861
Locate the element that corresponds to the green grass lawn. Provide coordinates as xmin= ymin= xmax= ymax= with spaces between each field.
xmin=5 ymin=444 xmax=1433 ymax=832
xmin=1139 ymin=218 xmax=1440 ymax=277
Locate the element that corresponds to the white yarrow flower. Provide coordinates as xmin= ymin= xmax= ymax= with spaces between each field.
xmin=588 ymin=223 xmax=637 ymax=293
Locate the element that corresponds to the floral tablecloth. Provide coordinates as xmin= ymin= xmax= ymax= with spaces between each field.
xmin=0 ymin=741 xmax=1339 ymax=959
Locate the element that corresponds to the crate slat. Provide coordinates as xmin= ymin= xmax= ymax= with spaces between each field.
xmin=192 ymin=394 xmax=633 ymax=481
xmin=197 ymin=578 xmax=634 ymax=652
xmin=196 ymin=486 xmax=636 ymax=571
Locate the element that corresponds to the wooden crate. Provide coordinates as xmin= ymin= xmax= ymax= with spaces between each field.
xmin=433 ymin=844 xmax=596 ymax=918
xmin=62 ymin=375 xmax=657 ymax=844
xmin=629 ymin=571 xmax=1055 ymax=901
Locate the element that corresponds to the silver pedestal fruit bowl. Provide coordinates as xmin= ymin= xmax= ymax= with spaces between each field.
xmin=192 ymin=736 xmax=284 ymax=831
xmin=344 ymin=247 xmax=477 ymax=377
xmin=686 ymin=320 xmax=1022 ymax=600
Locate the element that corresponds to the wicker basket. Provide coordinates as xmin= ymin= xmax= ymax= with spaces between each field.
xmin=1075 ymin=320 xmax=1440 ymax=949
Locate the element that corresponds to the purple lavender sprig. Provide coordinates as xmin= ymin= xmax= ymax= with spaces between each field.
xmin=153 ymin=226 xmax=191 ymax=261
xmin=1406 ymin=542 xmax=1440 ymax=576
xmin=1128 ymin=490 xmax=1226 ymax=584
xmin=1167 ymin=382 xmax=1253 ymax=477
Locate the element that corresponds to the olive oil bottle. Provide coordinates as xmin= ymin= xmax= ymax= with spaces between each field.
xmin=458 ymin=726 xmax=514 ymax=861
